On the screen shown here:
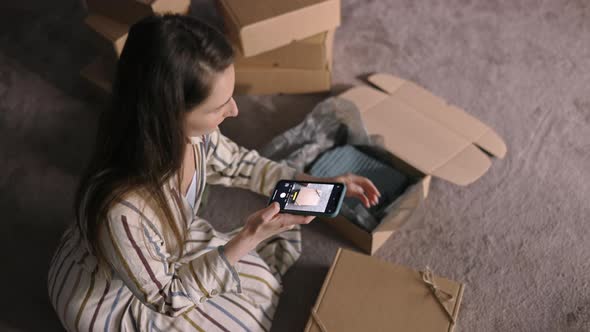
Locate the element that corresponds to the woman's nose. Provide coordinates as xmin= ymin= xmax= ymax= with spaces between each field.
xmin=224 ymin=98 xmax=238 ymax=118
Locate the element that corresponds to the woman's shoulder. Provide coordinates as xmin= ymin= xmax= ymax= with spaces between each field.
xmin=103 ymin=188 xmax=171 ymax=241
xmin=106 ymin=187 xmax=159 ymax=222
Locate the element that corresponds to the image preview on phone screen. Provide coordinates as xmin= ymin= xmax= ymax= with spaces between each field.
xmin=273 ymin=182 xmax=335 ymax=213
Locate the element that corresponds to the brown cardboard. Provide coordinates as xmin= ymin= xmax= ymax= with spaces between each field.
xmin=85 ymin=14 xmax=128 ymax=62
xmin=234 ymin=65 xmax=331 ymax=95
xmin=305 ymin=248 xmax=464 ymax=332
xmin=234 ymin=30 xmax=335 ymax=70
xmin=85 ymin=0 xmax=190 ymax=25
xmin=80 ymin=57 xmax=115 ymax=93
xmin=319 ymin=175 xmax=430 ymax=255
xmin=216 ymin=0 xmax=341 ymax=56
xmin=317 ymin=73 xmax=507 ymax=255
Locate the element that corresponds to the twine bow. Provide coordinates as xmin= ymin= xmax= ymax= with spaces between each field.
xmin=421 ymin=266 xmax=456 ymax=324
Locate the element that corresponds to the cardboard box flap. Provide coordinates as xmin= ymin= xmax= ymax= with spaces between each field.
xmin=337 ymin=86 xmax=389 ymax=113
xmin=429 ymin=144 xmax=492 ymax=186
xmin=306 ymin=248 xmax=464 ymax=332
xmin=85 ymin=14 xmax=128 ymax=56
xmin=368 ymin=73 xmax=507 ymax=159
xmin=339 ymin=73 xmax=507 ymax=185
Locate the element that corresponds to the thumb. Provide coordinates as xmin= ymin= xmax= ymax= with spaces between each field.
xmin=261 ymin=202 xmax=281 ymax=220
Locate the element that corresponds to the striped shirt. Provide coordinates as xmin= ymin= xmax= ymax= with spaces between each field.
xmin=47 ymin=128 xmax=301 ymax=331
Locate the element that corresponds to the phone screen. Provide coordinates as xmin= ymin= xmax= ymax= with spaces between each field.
xmin=269 ymin=181 xmax=344 ymax=215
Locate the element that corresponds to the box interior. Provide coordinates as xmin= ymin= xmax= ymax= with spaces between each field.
xmin=307 ymin=143 xmax=423 ymax=232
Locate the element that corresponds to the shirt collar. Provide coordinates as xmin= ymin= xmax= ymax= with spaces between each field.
xmin=169 ymin=136 xmax=202 ymax=191
xmin=189 ymin=136 xmax=203 ymax=145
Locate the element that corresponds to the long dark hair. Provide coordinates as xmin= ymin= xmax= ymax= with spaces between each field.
xmin=74 ymin=14 xmax=234 ymax=274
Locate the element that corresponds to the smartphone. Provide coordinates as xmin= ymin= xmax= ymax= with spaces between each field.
xmin=268 ymin=180 xmax=347 ymax=218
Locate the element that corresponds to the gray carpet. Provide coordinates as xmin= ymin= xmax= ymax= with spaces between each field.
xmin=1 ymin=0 xmax=589 ymax=331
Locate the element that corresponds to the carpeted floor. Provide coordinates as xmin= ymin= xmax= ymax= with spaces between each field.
xmin=1 ymin=0 xmax=589 ymax=331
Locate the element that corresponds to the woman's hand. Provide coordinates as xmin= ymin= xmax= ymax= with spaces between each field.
xmin=223 ymin=203 xmax=314 ymax=265
xmin=295 ymin=172 xmax=381 ymax=209
xmin=242 ymin=202 xmax=314 ymax=243
xmin=329 ymin=173 xmax=381 ymax=208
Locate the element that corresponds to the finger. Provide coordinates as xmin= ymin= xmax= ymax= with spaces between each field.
xmin=279 ymin=214 xmax=315 ymax=227
xmin=261 ymin=202 xmax=281 ymax=220
xmin=349 ymin=183 xmax=371 ymax=207
xmin=351 ymin=176 xmax=380 ymax=205
xmin=355 ymin=175 xmax=381 ymax=199
xmin=346 ymin=182 xmax=363 ymax=196
xmin=301 ymin=216 xmax=315 ymax=224
xmin=362 ymin=194 xmax=372 ymax=208
xmin=349 ymin=183 xmax=371 ymax=208
xmin=284 ymin=216 xmax=314 ymax=228
xmin=366 ymin=185 xmax=380 ymax=205
xmin=365 ymin=178 xmax=381 ymax=199
xmin=295 ymin=215 xmax=315 ymax=225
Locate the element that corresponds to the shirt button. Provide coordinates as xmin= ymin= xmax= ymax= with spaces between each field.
xmin=210 ymin=289 xmax=219 ymax=296
xmin=199 ymin=296 xmax=208 ymax=303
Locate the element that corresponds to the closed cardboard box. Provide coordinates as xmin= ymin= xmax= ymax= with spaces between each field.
xmin=85 ymin=14 xmax=128 ymax=63
xmin=85 ymin=0 xmax=190 ymax=25
xmin=305 ymin=248 xmax=465 ymax=332
xmin=234 ymin=30 xmax=335 ymax=70
xmin=233 ymin=28 xmax=335 ymax=95
xmin=234 ymin=65 xmax=331 ymax=95
xmin=216 ymin=0 xmax=341 ymax=56
xmin=80 ymin=56 xmax=115 ymax=93
xmin=317 ymin=73 xmax=507 ymax=254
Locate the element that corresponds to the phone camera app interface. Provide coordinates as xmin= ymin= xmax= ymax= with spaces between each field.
xmin=273 ymin=182 xmax=335 ymax=213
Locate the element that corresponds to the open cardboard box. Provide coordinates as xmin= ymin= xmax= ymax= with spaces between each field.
xmin=317 ymin=73 xmax=507 ymax=255
xmin=234 ymin=30 xmax=335 ymax=70
xmin=85 ymin=0 xmax=190 ymax=25
xmin=216 ymin=0 xmax=340 ymax=57
xmin=305 ymin=248 xmax=465 ymax=332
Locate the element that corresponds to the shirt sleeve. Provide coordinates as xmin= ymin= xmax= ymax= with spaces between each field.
xmin=205 ymin=128 xmax=298 ymax=197
xmin=100 ymin=199 xmax=242 ymax=317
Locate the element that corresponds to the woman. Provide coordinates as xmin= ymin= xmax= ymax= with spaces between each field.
xmin=47 ymin=14 xmax=380 ymax=331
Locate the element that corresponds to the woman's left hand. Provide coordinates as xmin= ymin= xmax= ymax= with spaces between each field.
xmin=328 ymin=173 xmax=381 ymax=208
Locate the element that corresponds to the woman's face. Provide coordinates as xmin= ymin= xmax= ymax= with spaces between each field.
xmin=184 ymin=64 xmax=238 ymax=137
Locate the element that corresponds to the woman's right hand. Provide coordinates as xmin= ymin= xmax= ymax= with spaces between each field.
xmin=243 ymin=202 xmax=314 ymax=244
xmin=223 ymin=203 xmax=314 ymax=265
